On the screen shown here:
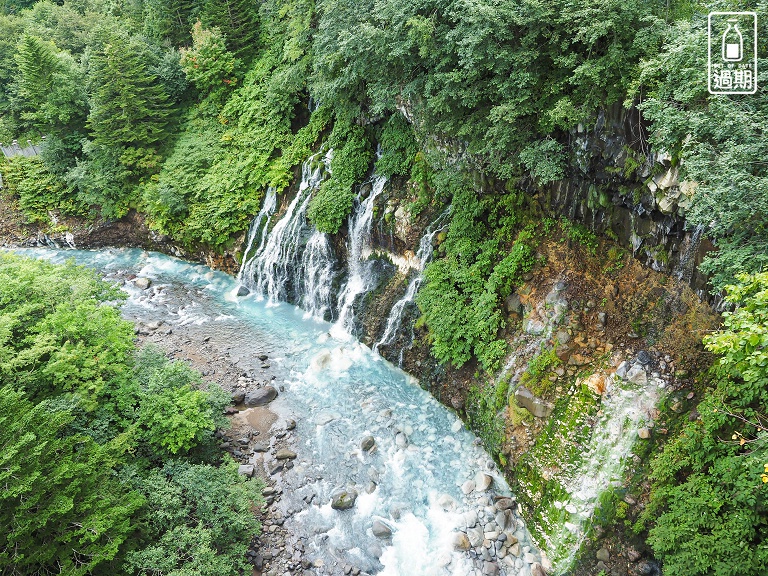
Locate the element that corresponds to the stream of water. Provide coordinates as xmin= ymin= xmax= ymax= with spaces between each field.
xmin=20 ymin=247 xmax=544 ymax=576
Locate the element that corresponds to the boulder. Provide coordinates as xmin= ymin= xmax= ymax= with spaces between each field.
xmin=236 ymin=285 xmax=250 ymax=296
xmin=231 ymin=390 xmax=245 ymax=404
xmin=596 ymin=547 xmax=610 ymax=562
xmin=361 ymin=436 xmax=376 ymax=452
xmin=331 ymin=489 xmax=358 ymax=510
xmin=467 ymin=527 xmax=484 ymax=548
xmin=626 ymin=364 xmax=648 ymax=385
xmin=244 ymin=386 xmax=278 ymax=407
xmin=275 ymin=449 xmax=297 ymax=460
xmin=495 ymin=497 xmax=516 ymax=511
xmin=371 ymin=519 xmax=393 ymax=539
xmin=134 ymin=277 xmax=152 ymax=290
xmin=474 ymin=472 xmax=493 ymax=492
xmin=482 ymin=561 xmax=499 ymax=576
xmin=238 ymin=464 xmax=255 ymax=477
xmin=514 ymin=386 xmax=554 ymax=418
xmin=453 ymin=532 xmax=471 ymax=551
xmin=461 ymin=480 xmax=476 ymax=494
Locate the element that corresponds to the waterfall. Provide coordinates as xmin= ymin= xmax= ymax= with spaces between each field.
xmin=545 ymin=367 xmax=660 ymax=572
xmin=299 ymin=230 xmax=336 ymax=320
xmin=373 ymin=209 xmax=450 ymax=361
xmin=240 ymin=153 xmax=338 ymax=318
xmin=331 ymin=175 xmax=387 ymax=336
xmin=237 ymin=186 xmax=277 ymax=284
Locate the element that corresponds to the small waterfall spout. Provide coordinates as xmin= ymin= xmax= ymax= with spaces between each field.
xmin=240 ymin=153 xmax=338 ymax=318
xmin=331 ymin=175 xmax=387 ymax=336
xmin=373 ymin=209 xmax=450 ymax=362
xmin=545 ymin=366 xmax=660 ymax=573
xmin=237 ymin=186 xmax=277 ymax=284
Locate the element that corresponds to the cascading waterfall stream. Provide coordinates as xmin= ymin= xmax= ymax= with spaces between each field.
xmin=18 ymin=247 xmax=547 ymax=576
xmin=240 ymin=153 xmax=337 ymax=318
xmin=237 ymin=186 xmax=277 ymax=284
xmin=332 ymin=175 xmax=388 ymax=337
xmin=373 ymin=209 xmax=451 ymax=362
xmin=544 ymin=367 xmax=661 ymax=573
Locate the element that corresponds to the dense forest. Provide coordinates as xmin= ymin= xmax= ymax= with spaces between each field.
xmin=1 ymin=0 xmax=768 ymax=574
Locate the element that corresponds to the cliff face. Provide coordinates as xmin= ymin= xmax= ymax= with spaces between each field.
xmin=1 ymin=102 xmax=718 ymax=574
xmin=338 ymin=105 xmax=718 ymax=574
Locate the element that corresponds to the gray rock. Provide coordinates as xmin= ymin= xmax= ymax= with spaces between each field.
xmin=453 ymin=532 xmax=471 ymax=551
xmin=636 ymin=350 xmax=652 ymax=366
xmin=258 ymin=354 xmax=269 ymax=361
xmin=252 ymin=443 xmax=269 ymax=452
xmin=514 ymin=386 xmax=554 ymax=418
xmin=467 ymin=527 xmax=484 ymax=547
xmin=504 ymin=293 xmax=523 ymax=315
xmin=597 ymin=312 xmax=607 ymax=327
xmin=315 ymin=411 xmax=337 ymax=425
xmin=507 ymin=543 xmax=520 ymax=557
xmin=395 ymin=432 xmax=408 ymax=448
xmin=134 ymin=277 xmax=152 ymax=290
xmin=638 ymin=427 xmax=651 ymax=439
xmin=474 ymin=472 xmax=493 ymax=492
xmin=361 ymin=436 xmax=376 ymax=452
xmin=236 ymin=285 xmax=250 ymax=296
xmin=244 ymin=386 xmax=278 ymax=407
xmin=596 ymin=547 xmax=610 ymax=562
xmin=231 ymin=391 xmax=245 ymax=404
xmin=276 ymin=449 xmax=297 ymax=460
xmin=482 ymin=561 xmax=499 ymax=576
xmin=371 ymin=520 xmax=393 ymax=539
xmin=461 ymin=480 xmax=476 ymax=494
xmin=531 ymin=562 xmax=547 ymax=576
xmin=286 ymin=418 xmax=297 ymax=430
xmin=495 ymin=510 xmax=512 ymax=530
xmin=331 ymin=489 xmax=358 ymax=510
xmin=626 ymin=364 xmax=648 ymax=385
xmin=238 ymin=464 xmax=254 ymax=477
xmin=495 ymin=497 xmax=516 ymax=510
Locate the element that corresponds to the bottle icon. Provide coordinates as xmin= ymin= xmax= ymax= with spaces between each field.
xmin=722 ymin=19 xmax=744 ymax=61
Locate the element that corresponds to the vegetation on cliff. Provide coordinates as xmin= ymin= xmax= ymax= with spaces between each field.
xmin=0 ymin=254 xmax=261 ymax=575
xmin=1 ymin=0 xmax=767 ymax=573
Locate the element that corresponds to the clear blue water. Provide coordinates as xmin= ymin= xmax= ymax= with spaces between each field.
xmin=17 ymin=248 xmax=541 ymax=576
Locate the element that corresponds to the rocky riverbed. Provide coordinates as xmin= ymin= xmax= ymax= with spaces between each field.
xmin=48 ymin=252 xmax=549 ymax=576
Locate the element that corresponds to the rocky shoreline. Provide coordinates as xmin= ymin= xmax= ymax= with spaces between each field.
xmin=125 ymin=270 xmax=556 ymax=576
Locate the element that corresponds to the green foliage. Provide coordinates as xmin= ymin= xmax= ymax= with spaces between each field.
xmin=559 ymin=216 xmax=598 ymax=255
xmin=644 ymin=272 xmax=768 ymax=575
xmin=0 ymin=254 xmax=261 ymax=574
xmin=0 ymin=253 xmax=133 ymax=403
xmin=520 ymin=347 xmax=562 ymax=397
xmin=375 ymin=113 xmax=418 ymax=178
xmin=137 ymin=358 xmax=221 ymax=455
xmin=1 ymin=155 xmax=88 ymax=221
xmin=637 ymin=6 xmax=768 ymax=291
xmin=123 ymin=460 xmax=262 ymax=576
xmin=13 ymin=33 xmax=87 ymax=137
xmin=180 ymin=21 xmax=240 ymax=110
xmin=308 ymin=120 xmax=373 ymax=234
xmin=466 ymin=382 xmax=506 ymax=459
xmin=519 ymin=139 xmax=566 ymax=185
xmin=0 ymin=386 xmax=142 ymax=575
xmin=417 ymin=178 xmax=536 ymax=372
xmin=311 ymin=0 xmax=664 ymax=178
